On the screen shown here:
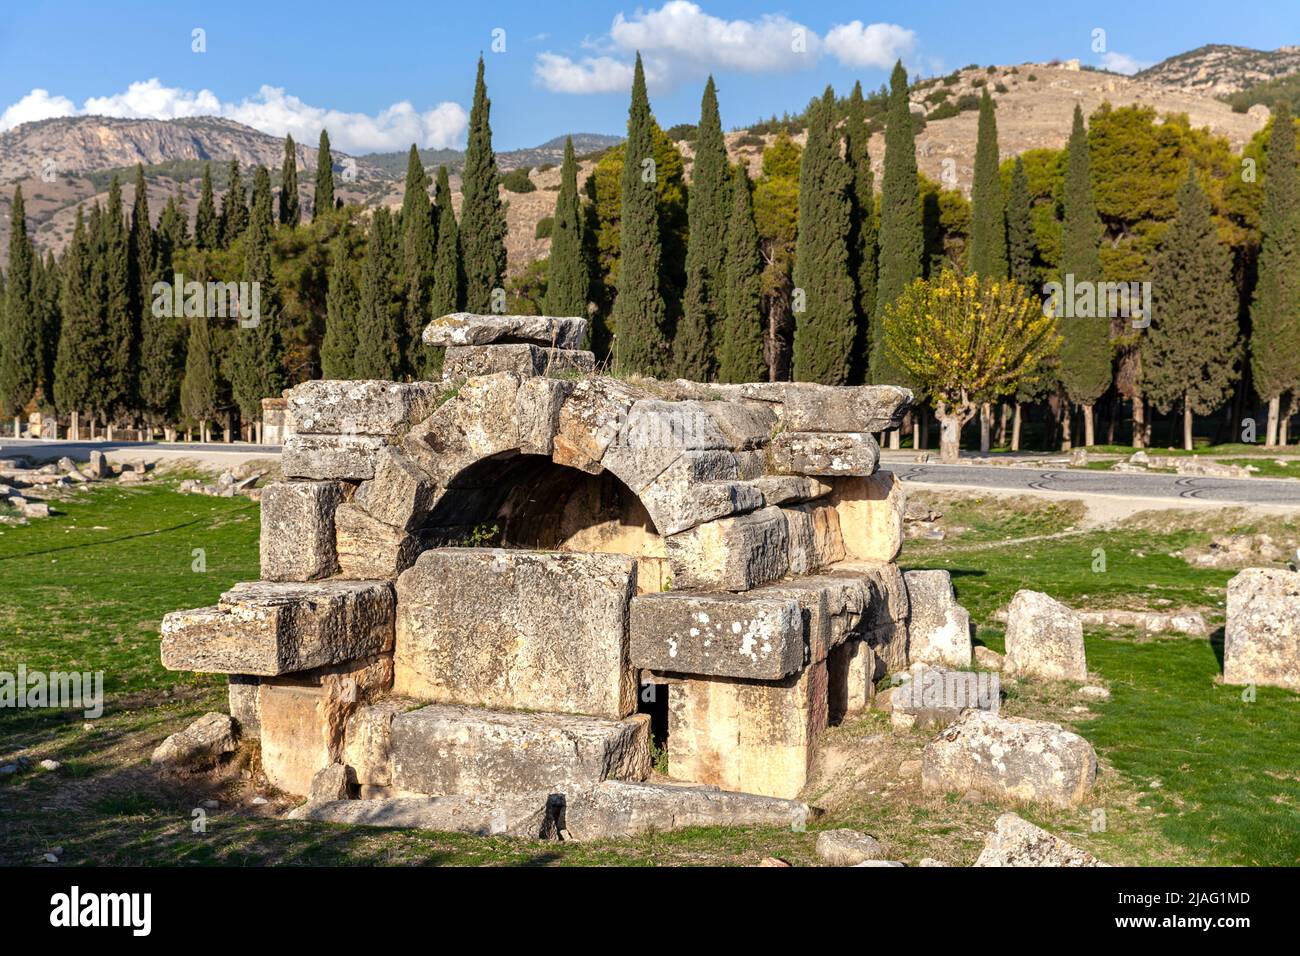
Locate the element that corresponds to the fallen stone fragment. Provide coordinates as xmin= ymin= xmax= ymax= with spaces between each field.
xmin=289 ymin=792 xmax=563 ymax=838
xmin=309 ymin=764 xmax=351 ymax=802
xmin=423 ymin=312 xmax=588 ymax=349
xmin=1003 ymin=589 xmax=1087 ymax=681
xmin=1224 ymin=567 xmax=1300 ymax=692
xmin=904 ymin=570 xmax=972 ymax=668
xmin=815 ymin=828 xmax=886 ymax=866
xmin=561 ymin=781 xmax=811 ymax=840
xmin=974 ymin=812 xmax=1108 ymax=867
xmin=853 ymin=860 xmax=905 ymax=867
xmin=151 ymin=712 xmax=238 ymax=768
xmin=890 ymin=663 xmax=1000 ymax=730
xmin=973 ymin=646 xmax=1004 ymax=670
xmin=1077 ymin=685 xmax=1111 ymax=702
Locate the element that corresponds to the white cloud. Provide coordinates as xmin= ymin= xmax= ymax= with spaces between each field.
xmin=823 ymin=21 xmax=916 ymax=70
xmin=0 ymin=78 xmax=468 ymax=153
xmin=1098 ymin=51 xmax=1150 ymax=76
xmin=535 ymin=2 xmax=918 ymax=94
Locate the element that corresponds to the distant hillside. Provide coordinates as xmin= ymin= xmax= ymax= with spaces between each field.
xmin=1137 ymin=44 xmax=1300 ymax=97
xmin=361 ymin=132 xmax=622 ymax=177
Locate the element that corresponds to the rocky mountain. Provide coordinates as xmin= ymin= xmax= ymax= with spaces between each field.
xmin=1136 ymin=44 xmax=1300 ymax=97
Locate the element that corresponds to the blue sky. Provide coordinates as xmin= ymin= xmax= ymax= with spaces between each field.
xmin=1 ymin=1 xmax=1297 ymax=153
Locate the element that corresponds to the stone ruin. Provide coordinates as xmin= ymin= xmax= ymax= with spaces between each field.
xmin=155 ymin=310 xmax=993 ymax=839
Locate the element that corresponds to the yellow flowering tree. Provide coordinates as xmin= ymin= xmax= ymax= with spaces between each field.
xmin=883 ymin=271 xmax=1060 ymax=462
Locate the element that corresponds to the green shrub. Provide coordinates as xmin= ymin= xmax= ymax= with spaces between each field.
xmin=535 ymin=216 xmax=553 ymax=239
xmin=500 ymin=167 xmax=535 ymax=193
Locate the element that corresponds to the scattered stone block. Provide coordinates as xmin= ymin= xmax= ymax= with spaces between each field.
xmin=442 ymin=343 xmax=596 ymax=380
xmin=289 ymin=792 xmax=562 ymax=838
xmin=629 ymin=591 xmax=804 ymax=680
xmin=922 ymin=711 xmax=1097 ymax=808
xmin=831 ymin=471 xmax=904 ymax=562
xmin=665 ymin=506 xmax=790 ymax=591
xmin=1224 ymin=568 xmax=1300 ymax=692
xmin=343 ymin=699 xmax=411 ymax=787
xmin=770 ymin=431 xmax=880 ymax=477
xmin=815 ymin=828 xmax=886 ymax=865
xmin=282 ymin=433 xmax=388 ymax=480
xmin=333 ymin=503 xmax=421 ymax=580
xmin=890 ymin=664 xmax=999 ymax=730
xmin=394 ymin=548 xmax=638 ymax=717
xmin=423 ymin=312 xmax=588 ymax=349
xmin=87 ymin=450 xmax=109 ymax=478
xmin=161 ymin=580 xmax=395 ymax=676
xmin=310 ymin=764 xmax=351 ymax=801
xmin=259 ymin=480 xmax=346 ymax=581
xmin=389 ymin=705 xmax=650 ymax=796
xmin=150 ymin=712 xmax=238 ymax=769
xmin=974 ymin=813 xmax=1108 ymax=867
xmin=562 ymin=781 xmax=811 ymax=840
xmin=904 ymin=570 xmax=972 ymax=668
xmin=1004 ymin=590 xmax=1087 ymax=681
xmin=286 ymin=380 xmax=441 ymax=436
xmin=974 ymin=646 xmax=1004 ymax=670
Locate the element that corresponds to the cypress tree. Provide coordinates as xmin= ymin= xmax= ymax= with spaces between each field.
xmin=431 ymin=165 xmax=462 ymax=317
xmin=1006 ymin=156 xmax=1036 ymax=287
xmin=792 ymin=87 xmax=856 ymax=385
xmin=844 ymin=80 xmax=878 ymax=382
xmin=250 ymin=166 xmax=274 ymax=227
xmin=227 ymin=177 xmax=286 ymax=431
xmin=717 ymin=165 xmax=765 ymax=383
xmin=969 ymin=88 xmax=1008 ymax=278
xmin=676 ymin=75 xmax=730 ymax=380
xmin=322 ymin=240 xmax=360 ymax=379
xmin=315 ymin=129 xmax=335 ymax=218
xmin=459 ymin=57 xmax=507 ymax=312
xmin=180 ymin=313 xmax=218 ymax=437
xmin=400 ymin=145 xmax=437 ymax=376
xmin=37 ymin=252 xmax=62 ymax=397
xmin=279 ymin=134 xmax=301 ymax=226
xmin=0 ymin=185 xmax=38 ymax=417
xmin=873 ymin=60 xmax=923 ymax=385
xmin=1144 ymin=165 xmax=1240 ymax=449
xmin=194 ymin=164 xmax=219 ymax=249
xmin=1058 ymin=104 xmax=1110 ymax=445
xmin=219 ymin=158 xmax=248 ymax=245
xmin=353 ymin=208 xmax=402 ymax=379
xmin=54 ymin=209 xmax=101 ymax=421
xmin=612 ymin=53 xmax=668 ymax=375
xmin=1250 ymin=102 xmax=1300 ymax=446
xmin=128 ymin=164 xmax=154 ymax=318
xmin=100 ymin=177 xmax=135 ymax=424
xmin=544 ymin=137 xmax=589 ymax=318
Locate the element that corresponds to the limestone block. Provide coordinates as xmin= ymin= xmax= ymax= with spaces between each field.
xmin=1224 ymin=568 xmax=1300 ymax=692
xmin=289 ymin=792 xmax=562 ymax=839
xmin=259 ymin=480 xmax=346 ymax=581
xmin=352 ymin=447 xmax=434 ymax=530
xmin=286 ymin=380 xmax=441 ymax=436
xmin=829 ymin=561 xmax=911 ymax=673
xmin=389 ymin=704 xmax=651 ymax=796
xmin=257 ymin=684 xmax=334 ymax=796
xmin=562 ymin=781 xmax=810 ymax=840
xmin=393 ymin=548 xmax=638 ymax=718
xmin=921 ymin=711 xmax=1097 ymax=808
xmin=666 ymin=659 xmax=828 ymax=799
xmin=1004 ymin=590 xmax=1087 ymax=681
xmin=890 ymin=663 xmax=999 ymax=730
xmin=228 ymin=675 xmax=261 ymax=737
xmin=828 ymin=638 xmax=876 ymax=720
xmin=830 ymin=471 xmax=904 ymax=562
xmin=904 ymin=570 xmax=973 ymax=668
xmin=150 ymin=713 xmax=238 ymax=768
xmin=770 ymin=431 xmax=880 ymax=477
xmin=629 ymin=591 xmax=804 ymax=680
xmin=282 ymin=433 xmax=388 ymax=480
xmin=160 ymin=580 xmax=395 ymax=676
xmin=343 ymin=699 xmax=412 ymax=787
xmin=664 ymin=506 xmax=790 ymax=591
xmin=403 ymin=372 xmax=526 ymax=486
xmin=334 ymin=502 xmax=421 ymax=580
xmin=751 ymin=475 xmax=832 ymax=507
xmin=815 ymin=829 xmax=887 ymax=865
xmin=758 ymin=574 xmax=867 ymax=663
xmin=779 ymin=384 xmax=913 ymax=433
xmin=551 ymin=378 xmax=643 ymax=474
xmin=422 ymin=312 xmax=588 ymax=349
xmin=782 ymin=502 xmax=846 ymax=575
xmin=973 ymin=813 xmax=1108 ymax=867
xmin=442 ymin=343 xmax=596 ymax=380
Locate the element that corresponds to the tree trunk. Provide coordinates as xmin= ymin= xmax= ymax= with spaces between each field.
xmin=918 ymin=407 xmax=929 ymax=450
xmin=979 ymin=403 xmax=992 ymax=454
xmin=1132 ymin=395 xmax=1146 ymax=449
xmin=1060 ymin=402 xmax=1072 ymax=451
xmin=889 ymin=429 xmax=900 ymax=450
xmin=1266 ymin=395 xmax=1280 ymax=447
xmin=70 ymin=411 xmax=80 ymax=441
xmin=1083 ymin=403 xmax=1095 ymax=448
xmin=996 ymin=403 xmax=1010 ymax=448
xmin=1183 ymin=401 xmax=1194 ymax=451
xmin=200 ymin=419 xmax=209 ymax=443
xmin=939 ymin=414 xmax=962 ymax=463
xmin=1011 ymin=402 xmax=1022 ymax=452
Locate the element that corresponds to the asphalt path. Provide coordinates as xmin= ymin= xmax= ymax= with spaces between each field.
xmin=0 ymin=437 xmax=282 ymax=459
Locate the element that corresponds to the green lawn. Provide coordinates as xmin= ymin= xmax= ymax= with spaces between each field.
xmin=1 ymin=483 xmax=1296 ymax=866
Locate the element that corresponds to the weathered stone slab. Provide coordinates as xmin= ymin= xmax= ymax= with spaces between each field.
xmin=282 ymin=433 xmax=388 ymax=480
xmin=904 ymin=569 xmax=972 ymax=668
xmin=831 ymin=471 xmax=904 ymax=562
xmin=780 ymin=384 xmax=913 ymax=433
xmin=160 ymin=580 xmax=395 ymax=676
xmin=394 ymin=548 xmax=638 ymax=718
xmin=228 ymin=675 xmax=261 ymax=737
xmin=389 ymin=705 xmax=650 ymax=796
xmin=828 ymin=638 xmax=876 ymax=719
xmin=562 ymin=781 xmax=810 ymax=840
xmin=922 ymin=711 xmax=1097 ymax=808
xmin=782 ymin=502 xmax=846 ymax=575
xmin=751 ymin=475 xmax=832 ymax=507
xmin=634 ymin=450 xmax=764 ymax=535
xmin=974 ymin=813 xmax=1108 ymax=867
xmin=151 ymin=712 xmax=238 ymax=768
xmin=664 ymin=506 xmax=790 ymax=591
xmin=629 ymin=591 xmax=804 ymax=680
xmin=442 ymin=343 xmax=596 ymax=380
xmin=816 ymin=828 xmax=886 ymax=865
xmin=334 ymin=502 xmax=421 ymax=580
xmin=829 ymin=561 xmax=910 ymax=674
xmin=260 ymin=480 xmax=346 ymax=581
xmin=286 ymin=380 xmax=441 ymax=436
xmin=403 ymin=372 xmax=524 ymax=485
xmin=289 ymin=792 xmax=562 ymax=838
xmin=352 ymin=447 xmax=434 ymax=530
xmin=667 ymin=659 xmax=827 ymax=800
xmin=890 ymin=663 xmax=999 ymax=730
xmin=770 ymin=431 xmax=880 ymax=477
xmin=1004 ymin=589 xmax=1087 ymax=681
xmin=758 ymin=573 xmax=867 ymax=663
xmin=1224 ymin=568 xmax=1300 ymax=692
xmin=257 ymin=684 xmax=334 ymax=796
xmin=423 ymin=312 xmax=587 ymax=349
xmin=551 ymin=377 xmax=643 ymax=474
xmin=310 ymin=764 xmax=351 ymax=802
xmin=343 ymin=699 xmax=412 ymax=787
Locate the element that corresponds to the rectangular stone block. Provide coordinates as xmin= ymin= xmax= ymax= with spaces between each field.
xmin=667 ymin=660 xmax=827 ymax=800
xmin=260 ymin=480 xmax=346 ymax=581
xmin=286 ymin=380 xmax=441 ymax=436
xmin=831 ymin=471 xmax=904 ymax=562
xmin=442 ymin=343 xmax=595 ymax=380
xmin=423 ymin=312 xmax=588 ymax=349
xmin=390 ymin=704 xmax=650 ymax=796
xmin=352 ymin=447 xmax=435 ymax=530
xmin=751 ymin=475 xmax=832 ymax=507
xmin=629 ymin=591 xmax=804 ymax=679
xmin=393 ymin=548 xmax=638 ymax=718
xmin=289 ymin=792 xmax=561 ymax=839
xmin=830 ymin=561 xmax=911 ymax=674
xmin=828 ymin=638 xmax=876 ymax=722
xmin=770 ymin=431 xmax=880 ymax=477
xmin=1224 ymin=568 xmax=1300 ymax=692
xmin=334 ymin=502 xmax=421 ymax=580
xmin=257 ymin=683 xmax=333 ymax=797
xmin=282 ymin=433 xmax=388 ymax=480
xmin=782 ymin=502 xmax=846 ymax=575
xmin=343 ymin=699 xmax=413 ymax=787
xmin=228 ymin=675 xmax=261 ymax=737
xmin=160 ymin=580 xmax=395 ymax=676
xmin=664 ymin=506 xmax=790 ymax=591
xmin=758 ymin=573 xmax=868 ymax=663
xmin=780 ymin=384 xmax=912 ymax=433
xmin=562 ymin=780 xmax=810 ymax=840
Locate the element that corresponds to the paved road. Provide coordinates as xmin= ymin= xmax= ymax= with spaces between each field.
xmin=893 ymin=462 xmax=1300 ymax=506
xmin=1 ymin=437 xmax=281 ymax=461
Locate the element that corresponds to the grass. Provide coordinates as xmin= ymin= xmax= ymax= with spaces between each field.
xmin=1 ymin=483 xmax=1297 ymax=866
